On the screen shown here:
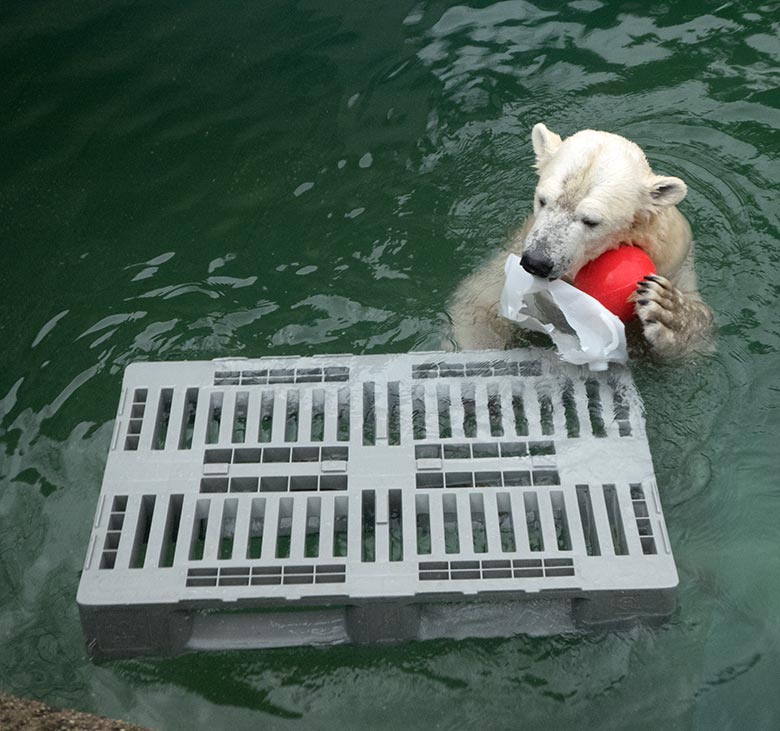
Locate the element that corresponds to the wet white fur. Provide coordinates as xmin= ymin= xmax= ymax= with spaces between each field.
xmin=449 ymin=123 xmax=714 ymax=357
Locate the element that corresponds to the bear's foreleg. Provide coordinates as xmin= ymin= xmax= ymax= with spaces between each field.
xmin=448 ymin=249 xmax=515 ymax=350
xmin=635 ymin=274 xmax=714 ymax=358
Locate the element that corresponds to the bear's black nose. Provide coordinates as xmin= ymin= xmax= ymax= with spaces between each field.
xmin=520 ymin=253 xmax=554 ymax=279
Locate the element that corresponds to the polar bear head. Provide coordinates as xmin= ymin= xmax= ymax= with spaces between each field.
xmin=520 ymin=123 xmax=688 ymax=280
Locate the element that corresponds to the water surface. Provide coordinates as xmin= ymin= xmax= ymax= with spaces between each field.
xmin=1 ymin=1 xmax=779 ymax=728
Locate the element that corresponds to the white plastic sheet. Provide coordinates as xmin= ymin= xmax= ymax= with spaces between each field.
xmin=499 ymin=253 xmax=628 ymax=371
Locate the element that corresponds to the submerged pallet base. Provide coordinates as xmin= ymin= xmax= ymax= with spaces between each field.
xmin=78 ymin=349 xmax=677 ymax=660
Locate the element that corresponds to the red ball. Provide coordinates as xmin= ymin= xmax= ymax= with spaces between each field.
xmin=573 ymin=246 xmax=656 ymax=323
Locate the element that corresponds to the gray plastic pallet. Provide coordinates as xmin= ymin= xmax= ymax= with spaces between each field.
xmin=78 ymin=349 xmax=677 ymax=660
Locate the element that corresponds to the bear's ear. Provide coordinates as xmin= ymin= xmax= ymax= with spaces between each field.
xmin=531 ymin=123 xmax=562 ymax=169
xmin=647 ymin=175 xmax=687 ymax=207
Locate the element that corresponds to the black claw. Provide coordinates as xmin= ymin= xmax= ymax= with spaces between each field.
xmin=645 ymin=318 xmax=656 ymax=324
xmin=637 ymin=299 xmax=649 ymax=306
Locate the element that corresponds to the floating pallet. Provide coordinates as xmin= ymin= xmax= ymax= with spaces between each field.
xmin=78 ymin=350 xmax=677 ymax=660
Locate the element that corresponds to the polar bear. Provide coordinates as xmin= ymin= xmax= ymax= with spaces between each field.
xmin=449 ymin=123 xmax=714 ymax=358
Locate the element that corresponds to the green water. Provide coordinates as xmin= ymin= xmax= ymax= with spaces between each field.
xmin=1 ymin=1 xmax=779 ymax=728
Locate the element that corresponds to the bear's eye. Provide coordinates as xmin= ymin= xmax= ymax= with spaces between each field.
xmin=581 ymin=217 xmax=600 ymax=228
xmin=537 ymin=195 xmax=547 ymax=208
